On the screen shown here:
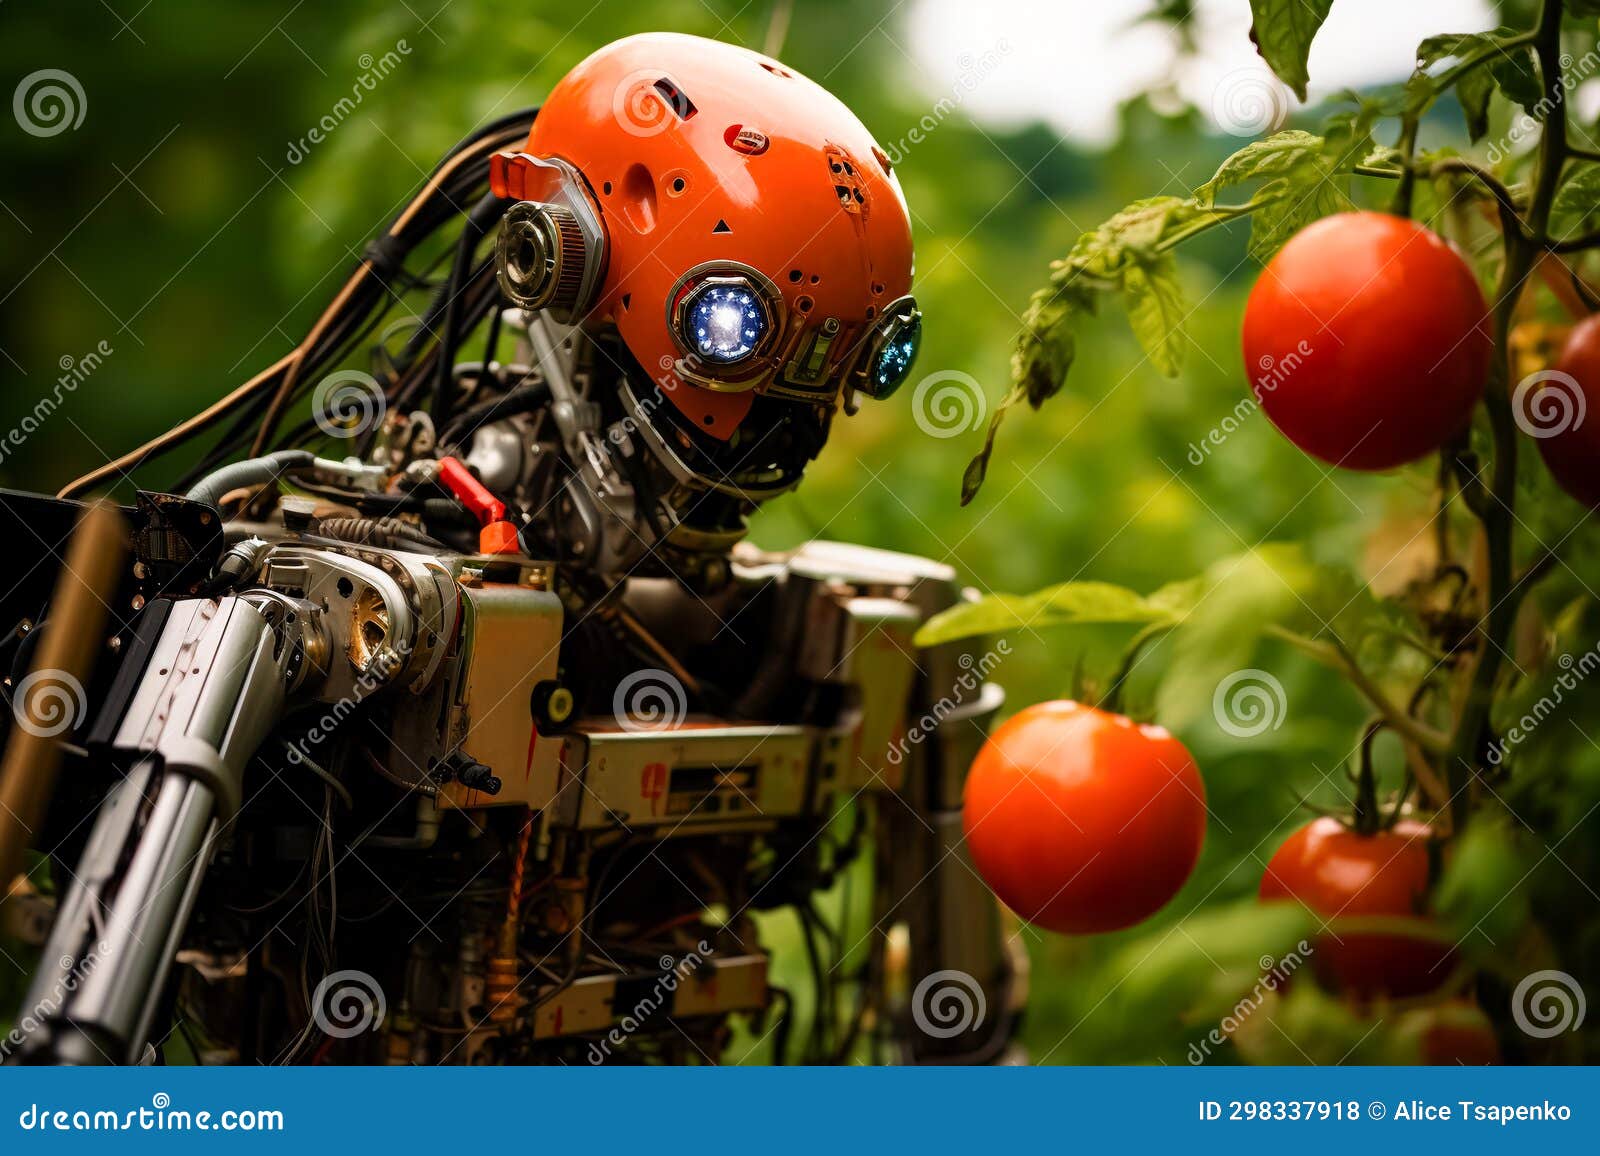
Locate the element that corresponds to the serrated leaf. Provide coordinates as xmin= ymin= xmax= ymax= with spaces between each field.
xmin=1247 ymin=0 xmax=1333 ymax=101
xmin=1200 ymin=130 xmax=1325 ymax=199
xmin=1247 ymin=178 xmax=1350 ymax=262
xmin=1122 ymin=256 xmax=1188 ymax=377
xmin=913 ymin=580 xmax=1181 ymax=647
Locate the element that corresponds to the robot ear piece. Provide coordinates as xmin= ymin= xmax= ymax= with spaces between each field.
xmin=490 ymin=152 xmax=608 ymax=319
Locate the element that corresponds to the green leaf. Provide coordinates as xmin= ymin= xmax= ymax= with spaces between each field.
xmin=914 ymin=580 xmax=1181 ymax=648
xmin=1489 ymin=43 xmax=1542 ymax=113
xmin=1155 ymin=546 xmax=1314 ymax=729
xmin=1434 ymin=817 xmax=1535 ymax=972
xmin=960 ymin=383 xmax=1026 ymax=506
xmin=1012 ymin=284 xmax=1084 ymax=409
xmin=1552 ymin=163 xmax=1600 ymax=239
xmin=1456 ymin=65 xmax=1494 ymax=141
xmin=1122 ymin=256 xmax=1187 ymax=377
xmin=1247 ymin=0 xmax=1333 ymax=102
xmin=1198 ymin=130 xmax=1326 ymax=199
xmin=1094 ymin=899 xmax=1319 ymax=1042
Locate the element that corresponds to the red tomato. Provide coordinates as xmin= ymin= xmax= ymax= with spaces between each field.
xmin=1242 ymin=212 xmax=1491 ymax=470
xmin=1533 ymin=313 xmax=1600 ymax=507
xmin=1260 ymin=816 xmax=1457 ymax=1000
xmin=962 ymin=701 xmax=1206 ymax=935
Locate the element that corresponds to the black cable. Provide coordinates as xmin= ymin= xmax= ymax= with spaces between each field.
xmin=433 ymin=194 xmax=510 ymax=427
xmin=438 ymin=379 xmax=551 ymax=448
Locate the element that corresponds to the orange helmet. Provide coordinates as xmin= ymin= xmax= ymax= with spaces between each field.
xmin=490 ymin=32 xmax=918 ymax=469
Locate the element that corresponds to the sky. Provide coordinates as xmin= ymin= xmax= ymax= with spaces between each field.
xmin=904 ymin=0 xmax=1498 ymax=145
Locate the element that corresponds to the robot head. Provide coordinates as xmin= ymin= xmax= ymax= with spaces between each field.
xmin=491 ymin=32 xmax=919 ymax=502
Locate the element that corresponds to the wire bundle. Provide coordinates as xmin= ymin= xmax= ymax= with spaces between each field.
xmin=58 ymin=109 xmax=537 ymax=501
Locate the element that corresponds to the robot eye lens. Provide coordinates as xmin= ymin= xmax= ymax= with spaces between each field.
xmin=684 ymin=282 xmax=768 ymax=364
xmin=870 ymin=311 xmax=920 ymax=398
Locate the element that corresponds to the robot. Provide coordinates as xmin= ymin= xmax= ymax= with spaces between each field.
xmin=0 ymin=32 xmax=1024 ymax=1065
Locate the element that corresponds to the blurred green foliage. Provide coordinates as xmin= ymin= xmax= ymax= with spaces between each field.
xmin=2 ymin=0 xmax=1597 ymax=1065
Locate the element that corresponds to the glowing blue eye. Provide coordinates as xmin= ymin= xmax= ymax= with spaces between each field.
xmin=684 ymin=283 xmax=768 ymax=364
xmin=871 ymin=311 xmax=920 ymax=398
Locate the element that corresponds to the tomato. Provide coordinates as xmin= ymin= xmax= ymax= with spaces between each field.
xmin=1259 ymin=816 xmax=1457 ymax=1000
xmin=1532 ymin=313 xmax=1600 ymax=507
xmin=1242 ymin=212 xmax=1491 ymax=470
xmin=961 ymin=701 xmax=1206 ymax=934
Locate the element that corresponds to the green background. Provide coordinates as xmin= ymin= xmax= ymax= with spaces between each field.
xmin=2 ymin=0 xmax=1597 ymax=1065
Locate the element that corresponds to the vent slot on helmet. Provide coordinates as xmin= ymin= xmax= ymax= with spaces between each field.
xmin=653 ymin=78 xmax=697 ymax=121
xmin=826 ymin=147 xmax=867 ymax=216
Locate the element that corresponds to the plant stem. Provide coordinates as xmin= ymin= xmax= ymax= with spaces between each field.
xmin=1098 ymin=622 xmax=1175 ymax=713
xmin=1266 ymin=627 xmax=1451 ymax=754
xmin=1442 ymin=0 xmax=1567 ymax=833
